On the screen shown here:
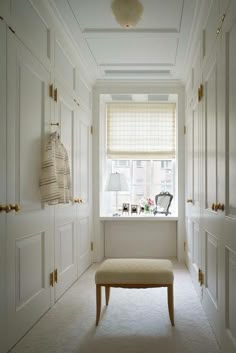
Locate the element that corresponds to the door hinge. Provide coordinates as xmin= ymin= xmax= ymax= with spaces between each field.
xmin=198 ymin=269 xmax=204 ymax=286
xmin=184 ymin=241 xmax=187 ymax=251
xmin=54 ymin=88 xmax=58 ymax=102
xmin=184 ymin=126 xmax=186 ymax=135
xmin=54 ymin=269 xmax=58 ymax=283
xmin=50 ymin=272 xmax=54 ymax=287
xmin=49 ymin=84 xmax=53 ymax=98
xmin=90 ymin=126 xmax=93 ymax=135
xmin=91 ymin=241 xmax=94 ymax=251
xmin=199 ymin=84 xmax=203 ymax=100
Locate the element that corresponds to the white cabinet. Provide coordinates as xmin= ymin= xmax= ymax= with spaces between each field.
xmin=185 ymin=0 xmax=236 ymax=350
xmin=8 ymin=0 xmax=53 ymax=69
xmin=6 ymin=29 xmax=52 ymax=347
xmin=0 ymin=2 xmax=93 ymax=350
xmin=219 ymin=1 xmax=236 ymax=351
xmin=54 ymin=34 xmax=78 ymax=98
xmin=202 ymin=0 xmax=220 ymax=64
xmin=53 ymin=83 xmax=78 ymax=301
xmin=0 ymin=19 xmax=7 ymax=353
xmin=75 ymin=107 xmax=92 ymax=276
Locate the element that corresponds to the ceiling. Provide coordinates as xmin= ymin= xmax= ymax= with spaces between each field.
xmin=52 ymin=0 xmax=199 ymax=81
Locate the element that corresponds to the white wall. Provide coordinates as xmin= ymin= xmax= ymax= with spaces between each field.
xmin=93 ymin=81 xmax=185 ymax=262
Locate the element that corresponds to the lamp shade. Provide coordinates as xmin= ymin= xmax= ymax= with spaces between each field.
xmin=105 ymin=172 xmax=129 ymax=192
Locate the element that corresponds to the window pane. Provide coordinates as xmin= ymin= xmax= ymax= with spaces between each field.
xmin=107 ymin=159 xmax=176 ymax=214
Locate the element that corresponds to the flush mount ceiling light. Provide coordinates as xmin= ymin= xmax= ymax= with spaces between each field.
xmin=111 ymin=0 xmax=144 ymax=28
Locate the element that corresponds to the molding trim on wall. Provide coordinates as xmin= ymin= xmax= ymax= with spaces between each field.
xmin=46 ymin=0 xmax=98 ymax=85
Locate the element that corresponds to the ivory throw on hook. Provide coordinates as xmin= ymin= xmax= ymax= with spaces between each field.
xmin=39 ymin=132 xmax=72 ymax=204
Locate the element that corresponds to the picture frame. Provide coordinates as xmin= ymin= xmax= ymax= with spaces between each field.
xmin=122 ymin=203 xmax=130 ymax=214
xmin=131 ymin=204 xmax=138 ymax=215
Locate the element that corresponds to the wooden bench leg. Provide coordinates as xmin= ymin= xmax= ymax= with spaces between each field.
xmin=105 ymin=285 xmax=110 ymax=306
xmin=167 ymin=284 xmax=174 ymax=326
xmin=96 ymin=284 xmax=101 ymax=326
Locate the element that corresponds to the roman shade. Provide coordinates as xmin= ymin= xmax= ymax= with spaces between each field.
xmin=106 ymin=102 xmax=176 ymax=159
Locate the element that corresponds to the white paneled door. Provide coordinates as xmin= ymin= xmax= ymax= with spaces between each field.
xmin=220 ymin=2 xmax=236 ymax=351
xmin=185 ymin=94 xmax=202 ymax=297
xmin=54 ymin=82 xmax=77 ymax=301
xmin=0 ymin=19 xmax=7 ymax=353
xmin=74 ymin=106 xmax=92 ymax=277
xmin=201 ymin=41 xmax=223 ymax=341
xmin=6 ymin=30 xmax=52 ymax=347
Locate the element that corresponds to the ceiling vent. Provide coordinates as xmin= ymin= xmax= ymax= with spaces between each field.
xmin=111 ymin=94 xmax=133 ymax=101
xmin=105 ymin=70 xmax=171 ymax=76
xmin=148 ymin=94 xmax=169 ymax=101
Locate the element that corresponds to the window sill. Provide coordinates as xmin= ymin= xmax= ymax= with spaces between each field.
xmin=100 ymin=214 xmax=178 ymax=221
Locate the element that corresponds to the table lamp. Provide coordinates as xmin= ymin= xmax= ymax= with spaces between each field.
xmin=105 ymin=172 xmax=129 ymax=216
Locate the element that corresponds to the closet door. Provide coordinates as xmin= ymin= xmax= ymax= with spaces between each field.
xmin=75 ymin=108 xmax=92 ymax=276
xmin=220 ymin=2 xmax=236 ymax=351
xmin=6 ymin=30 xmax=51 ymax=348
xmin=0 ymin=20 xmax=7 ymax=353
xmin=201 ymin=40 xmax=223 ymax=341
xmin=186 ymin=97 xmax=202 ymax=296
xmin=54 ymin=82 xmax=77 ymax=301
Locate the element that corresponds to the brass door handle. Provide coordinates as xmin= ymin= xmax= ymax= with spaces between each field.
xmin=0 ymin=204 xmax=11 ymax=213
xmin=74 ymin=198 xmax=80 ymax=203
xmin=187 ymin=199 xmax=193 ymax=203
xmin=218 ymin=203 xmax=225 ymax=211
xmin=215 ymin=203 xmax=225 ymax=211
xmin=10 ymin=204 xmax=20 ymax=212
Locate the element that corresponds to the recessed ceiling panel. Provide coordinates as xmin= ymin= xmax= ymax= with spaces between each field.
xmin=52 ymin=0 xmax=198 ymax=80
xmin=68 ymin=0 xmax=184 ymax=31
xmin=87 ymin=38 xmax=177 ymax=65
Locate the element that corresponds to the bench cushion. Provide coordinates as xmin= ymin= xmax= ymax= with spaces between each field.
xmin=95 ymin=259 xmax=174 ymax=285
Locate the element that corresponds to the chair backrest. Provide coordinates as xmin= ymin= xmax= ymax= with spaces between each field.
xmin=154 ymin=192 xmax=173 ymax=216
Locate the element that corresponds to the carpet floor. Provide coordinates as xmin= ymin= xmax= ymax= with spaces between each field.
xmin=10 ymin=261 xmax=220 ymax=353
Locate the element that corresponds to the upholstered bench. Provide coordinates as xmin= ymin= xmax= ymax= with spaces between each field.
xmin=95 ymin=258 xmax=174 ymax=326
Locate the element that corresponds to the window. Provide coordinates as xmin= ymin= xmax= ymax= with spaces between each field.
xmin=102 ymin=102 xmax=177 ymax=215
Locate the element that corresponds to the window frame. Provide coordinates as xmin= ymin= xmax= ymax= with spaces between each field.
xmin=100 ymin=99 xmax=179 ymax=217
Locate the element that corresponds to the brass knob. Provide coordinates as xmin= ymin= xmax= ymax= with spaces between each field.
xmin=214 ymin=203 xmax=219 ymax=211
xmin=217 ymin=203 xmax=225 ymax=211
xmin=79 ymin=198 xmax=83 ymax=204
xmin=0 ymin=204 xmax=11 ymax=213
xmin=187 ymin=199 xmax=193 ymax=203
xmin=10 ymin=204 xmax=20 ymax=212
xmin=211 ymin=203 xmax=215 ymax=211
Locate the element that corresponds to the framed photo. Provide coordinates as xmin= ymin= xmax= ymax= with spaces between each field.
xmin=139 ymin=206 xmax=145 ymax=214
xmin=131 ymin=204 xmax=138 ymax=215
xmin=122 ymin=203 xmax=130 ymax=214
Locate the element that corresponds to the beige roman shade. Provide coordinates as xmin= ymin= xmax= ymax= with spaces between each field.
xmin=106 ymin=102 xmax=176 ymax=159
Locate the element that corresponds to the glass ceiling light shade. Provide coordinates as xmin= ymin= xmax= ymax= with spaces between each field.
xmin=111 ymin=0 xmax=144 ymax=28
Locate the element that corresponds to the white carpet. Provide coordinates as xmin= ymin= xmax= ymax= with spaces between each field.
xmin=10 ymin=262 xmax=220 ymax=353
